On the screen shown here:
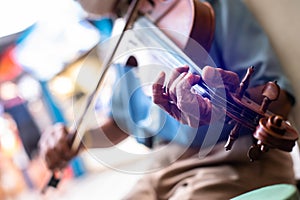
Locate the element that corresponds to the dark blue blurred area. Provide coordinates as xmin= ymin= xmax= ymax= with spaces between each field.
xmin=3 ymin=98 xmax=41 ymax=160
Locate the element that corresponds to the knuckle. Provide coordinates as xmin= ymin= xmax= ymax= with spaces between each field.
xmin=176 ymin=100 xmax=186 ymax=112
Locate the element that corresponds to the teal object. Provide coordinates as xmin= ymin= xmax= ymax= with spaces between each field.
xmin=70 ymin=156 xmax=86 ymax=177
xmin=231 ymin=184 xmax=299 ymax=200
xmin=39 ymin=81 xmax=66 ymax=124
xmin=90 ymin=17 xmax=113 ymax=42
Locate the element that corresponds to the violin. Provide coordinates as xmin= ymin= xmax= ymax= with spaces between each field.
xmin=42 ymin=0 xmax=298 ymax=192
xmin=214 ymin=66 xmax=298 ymax=161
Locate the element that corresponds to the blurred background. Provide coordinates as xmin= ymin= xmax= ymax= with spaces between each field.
xmin=0 ymin=0 xmax=149 ymax=199
xmin=0 ymin=0 xmax=300 ymax=199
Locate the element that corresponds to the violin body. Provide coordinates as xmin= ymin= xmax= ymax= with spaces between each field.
xmin=78 ymin=0 xmax=215 ymax=51
xmin=143 ymin=0 xmax=215 ymax=50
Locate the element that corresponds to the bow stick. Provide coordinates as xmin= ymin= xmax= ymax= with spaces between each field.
xmin=41 ymin=0 xmax=144 ymax=193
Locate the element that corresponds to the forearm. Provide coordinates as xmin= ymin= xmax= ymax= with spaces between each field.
xmin=82 ymin=118 xmax=129 ymax=149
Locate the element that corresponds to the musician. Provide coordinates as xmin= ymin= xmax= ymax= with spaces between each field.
xmin=39 ymin=0 xmax=297 ymax=199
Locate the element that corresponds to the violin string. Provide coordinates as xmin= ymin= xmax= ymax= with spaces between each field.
xmin=151 ymin=50 xmax=260 ymax=124
xmin=132 ymin=17 xmax=262 ymax=122
xmin=139 ymin=45 xmax=258 ymax=120
xmin=199 ymin=81 xmax=260 ymax=123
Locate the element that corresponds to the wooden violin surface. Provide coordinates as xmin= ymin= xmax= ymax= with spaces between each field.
xmin=144 ymin=0 xmax=215 ymax=50
xmin=222 ymin=67 xmax=298 ymax=160
xmin=77 ymin=0 xmax=215 ymax=51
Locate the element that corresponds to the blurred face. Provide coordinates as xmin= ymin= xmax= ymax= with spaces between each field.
xmin=77 ymin=0 xmax=119 ymax=16
xmin=77 ymin=0 xmax=153 ymax=18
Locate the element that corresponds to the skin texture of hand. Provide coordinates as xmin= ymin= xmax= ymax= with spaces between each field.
xmin=152 ymin=65 xmax=240 ymax=128
xmin=39 ymin=119 xmax=129 ymax=171
xmin=39 ymin=123 xmax=78 ymax=171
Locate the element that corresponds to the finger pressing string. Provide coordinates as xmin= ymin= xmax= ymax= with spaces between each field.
xmin=166 ymin=66 xmax=189 ymax=94
xmin=153 ymin=72 xmax=168 ymax=101
xmin=152 ymin=71 xmax=175 ymax=113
